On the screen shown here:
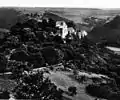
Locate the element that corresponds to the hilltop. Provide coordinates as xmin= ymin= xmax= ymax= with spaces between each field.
xmin=1 ymin=7 xmax=120 ymax=29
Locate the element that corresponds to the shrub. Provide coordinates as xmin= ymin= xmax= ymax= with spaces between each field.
xmin=68 ymin=86 xmax=77 ymax=96
xmin=62 ymin=48 xmax=75 ymax=61
xmin=41 ymin=46 xmax=62 ymax=65
xmin=108 ymin=92 xmax=120 ymax=100
xmin=0 ymin=53 xmax=7 ymax=73
xmin=0 ymin=90 xmax=10 ymax=99
xmin=10 ymin=50 xmax=30 ymax=61
xmin=28 ymin=51 xmax=45 ymax=68
xmin=8 ymin=61 xmax=32 ymax=79
xmin=13 ymin=71 xmax=63 ymax=99
xmin=85 ymin=84 xmax=111 ymax=99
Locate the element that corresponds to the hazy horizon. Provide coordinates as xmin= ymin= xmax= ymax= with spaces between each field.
xmin=0 ymin=0 xmax=120 ymax=9
xmin=1 ymin=7 xmax=120 ymax=11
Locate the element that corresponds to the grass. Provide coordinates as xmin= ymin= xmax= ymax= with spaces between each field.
xmin=48 ymin=71 xmax=95 ymax=100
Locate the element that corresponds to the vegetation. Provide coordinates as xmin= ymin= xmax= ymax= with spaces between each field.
xmin=68 ymin=86 xmax=77 ymax=96
xmin=12 ymin=71 xmax=63 ymax=99
xmin=0 ymin=10 xmax=120 ymax=100
xmin=0 ymin=90 xmax=10 ymax=99
xmin=86 ymin=84 xmax=111 ymax=98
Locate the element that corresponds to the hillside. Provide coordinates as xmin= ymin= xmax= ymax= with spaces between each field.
xmin=1 ymin=7 xmax=120 ymax=29
xmin=0 ymin=8 xmax=29 ymax=29
xmin=0 ymin=13 xmax=120 ymax=100
xmin=15 ymin=7 xmax=120 ymax=23
xmin=88 ymin=15 xmax=120 ymax=45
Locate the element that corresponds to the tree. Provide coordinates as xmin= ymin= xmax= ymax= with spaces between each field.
xmin=67 ymin=21 xmax=76 ymax=29
xmin=13 ymin=71 xmax=63 ymax=99
xmin=0 ymin=53 xmax=7 ymax=73
xmin=68 ymin=86 xmax=77 ymax=96
xmin=48 ymin=18 xmax=56 ymax=28
xmin=41 ymin=46 xmax=62 ymax=65
xmin=8 ymin=61 xmax=32 ymax=80
xmin=0 ymin=90 xmax=10 ymax=99
xmin=42 ymin=19 xmax=48 ymax=30
xmin=85 ymin=84 xmax=111 ymax=99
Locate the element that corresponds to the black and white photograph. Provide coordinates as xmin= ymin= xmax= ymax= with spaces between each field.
xmin=0 ymin=0 xmax=120 ymax=100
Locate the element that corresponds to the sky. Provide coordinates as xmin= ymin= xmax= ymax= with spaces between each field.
xmin=0 ymin=0 xmax=120 ymax=9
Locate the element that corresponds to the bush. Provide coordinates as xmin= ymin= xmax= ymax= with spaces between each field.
xmin=0 ymin=53 xmax=7 ymax=73
xmin=0 ymin=90 xmax=10 ymax=99
xmin=8 ymin=61 xmax=32 ymax=79
xmin=28 ymin=51 xmax=45 ymax=68
xmin=10 ymin=50 xmax=30 ymax=61
xmin=41 ymin=46 xmax=62 ymax=65
xmin=108 ymin=92 xmax=120 ymax=100
xmin=62 ymin=48 xmax=75 ymax=61
xmin=13 ymin=71 xmax=63 ymax=99
xmin=68 ymin=86 xmax=77 ymax=96
xmin=85 ymin=84 xmax=111 ymax=99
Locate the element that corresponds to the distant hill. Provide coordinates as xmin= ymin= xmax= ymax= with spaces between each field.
xmin=1 ymin=7 xmax=120 ymax=29
xmin=0 ymin=8 xmax=28 ymax=29
xmin=13 ymin=7 xmax=120 ymax=23
xmin=88 ymin=15 xmax=120 ymax=44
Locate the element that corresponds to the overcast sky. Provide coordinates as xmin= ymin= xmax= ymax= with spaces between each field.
xmin=0 ymin=0 xmax=120 ymax=9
